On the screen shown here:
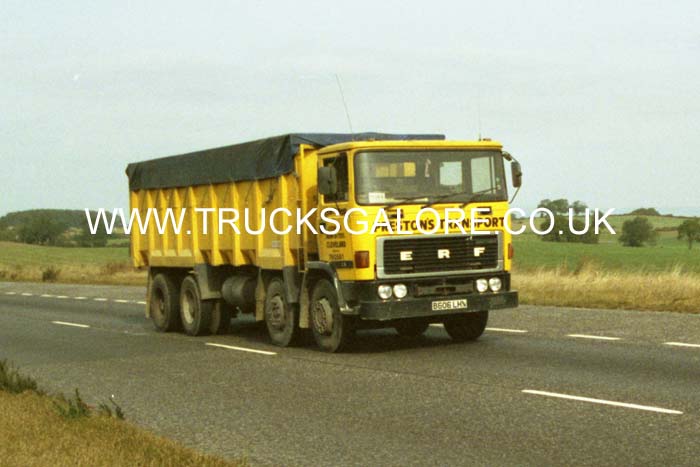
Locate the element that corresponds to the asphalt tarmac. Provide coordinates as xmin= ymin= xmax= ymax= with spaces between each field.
xmin=1 ymin=282 xmax=699 ymax=466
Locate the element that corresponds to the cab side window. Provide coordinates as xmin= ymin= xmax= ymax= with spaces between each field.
xmin=323 ymin=154 xmax=349 ymax=203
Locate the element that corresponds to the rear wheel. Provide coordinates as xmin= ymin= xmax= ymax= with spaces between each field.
xmin=443 ymin=311 xmax=488 ymax=342
xmin=264 ymin=278 xmax=301 ymax=347
xmin=210 ymin=300 xmax=234 ymax=335
xmin=149 ymin=273 xmax=181 ymax=332
xmin=179 ymin=275 xmax=213 ymax=336
xmin=394 ymin=319 xmax=429 ymax=338
xmin=310 ymin=279 xmax=354 ymax=353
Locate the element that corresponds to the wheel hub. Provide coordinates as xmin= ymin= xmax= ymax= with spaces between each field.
xmin=182 ymin=290 xmax=196 ymax=325
xmin=312 ymin=298 xmax=334 ymax=336
xmin=267 ymin=295 xmax=286 ymax=330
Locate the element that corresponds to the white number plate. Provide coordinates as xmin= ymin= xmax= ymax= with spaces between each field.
xmin=431 ymin=299 xmax=468 ymax=311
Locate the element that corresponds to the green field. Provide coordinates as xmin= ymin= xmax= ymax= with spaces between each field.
xmin=509 ymin=214 xmax=699 ymax=272
xmin=0 ymin=241 xmax=130 ymax=267
xmin=513 ymin=232 xmax=700 ymax=273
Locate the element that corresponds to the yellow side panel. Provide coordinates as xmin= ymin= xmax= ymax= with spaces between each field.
xmin=129 ymin=149 xmax=317 ymax=270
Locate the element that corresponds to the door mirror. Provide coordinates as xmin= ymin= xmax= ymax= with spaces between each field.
xmin=318 ymin=166 xmax=338 ymax=196
xmin=511 ymin=161 xmax=522 ymax=188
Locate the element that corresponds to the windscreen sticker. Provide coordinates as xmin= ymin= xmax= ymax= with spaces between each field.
xmin=368 ymin=192 xmax=386 ymax=203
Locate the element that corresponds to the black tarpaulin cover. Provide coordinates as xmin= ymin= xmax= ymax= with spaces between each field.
xmin=125 ymin=132 xmax=445 ymax=191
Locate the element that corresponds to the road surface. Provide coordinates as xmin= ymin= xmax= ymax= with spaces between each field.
xmin=1 ymin=281 xmax=699 ymax=466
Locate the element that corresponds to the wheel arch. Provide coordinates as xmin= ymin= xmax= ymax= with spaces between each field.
xmin=299 ymin=262 xmax=354 ymax=329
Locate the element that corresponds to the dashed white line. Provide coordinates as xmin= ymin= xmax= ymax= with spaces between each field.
xmin=429 ymin=323 xmax=443 ymax=327
xmin=113 ymin=299 xmax=129 ymax=303
xmin=567 ymin=334 xmax=621 ymax=341
xmin=93 ymin=298 xmax=108 ymax=302
xmin=74 ymin=296 xmax=87 ymax=300
xmin=137 ymin=301 xmax=147 ymax=305
xmin=665 ymin=342 xmax=700 ymax=349
xmin=4 ymin=291 xmax=17 ymax=295
xmin=205 ymin=342 xmax=277 ymax=356
xmin=51 ymin=320 xmax=90 ymax=329
xmin=56 ymin=295 xmax=68 ymax=299
xmin=522 ymin=389 xmax=682 ymax=415
xmin=40 ymin=294 xmax=54 ymax=298
xmin=21 ymin=292 xmax=33 ymax=296
xmin=486 ymin=327 xmax=528 ymax=334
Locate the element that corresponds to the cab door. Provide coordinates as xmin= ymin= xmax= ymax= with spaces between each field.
xmin=317 ymin=153 xmax=354 ymax=272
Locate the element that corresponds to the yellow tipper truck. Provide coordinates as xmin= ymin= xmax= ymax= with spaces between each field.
xmin=126 ymin=133 xmax=522 ymax=352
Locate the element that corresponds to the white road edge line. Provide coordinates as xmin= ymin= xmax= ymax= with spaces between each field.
xmin=522 ymin=389 xmax=682 ymax=415
xmin=567 ymin=334 xmax=620 ymax=341
xmin=51 ymin=320 xmax=90 ymax=329
xmin=205 ymin=342 xmax=277 ymax=356
xmin=486 ymin=327 xmax=528 ymax=333
xmin=665 ymin=342 xmax=700 ymax=349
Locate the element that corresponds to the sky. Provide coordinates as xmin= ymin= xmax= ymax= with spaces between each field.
xmin=1 ymin=0 xmax=699 ymax=216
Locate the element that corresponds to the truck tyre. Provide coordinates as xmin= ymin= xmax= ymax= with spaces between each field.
xmin=210 ymin=300 xmax=233 ymax=335
xmin=443 ymin=311 xmax=488 ymax=342
xmin=150 ymin=273 xmax=182 ymax=332
xmin=179 ymin=275 xmax=213 ymax=336
xmin=394 ymin=319 xmax=429 ymax=338
xmin=264 ymin=278 xmax=301 ymax=347
xmin=310 ymin=279 xmax=354 ymax=353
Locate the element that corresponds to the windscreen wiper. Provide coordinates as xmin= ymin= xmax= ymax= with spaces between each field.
xmin=384 ymin=195 xmax=431 ymax=210
xmin=420 ymin=187 xmax=496 ymax=209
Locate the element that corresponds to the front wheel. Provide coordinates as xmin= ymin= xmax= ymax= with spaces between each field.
xmin=443 ymin=311 xmax=488 ymax=342
xmin=310 ymin=279 xmax=354 ymax=353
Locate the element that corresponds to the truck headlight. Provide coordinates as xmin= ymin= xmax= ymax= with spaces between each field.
xmin=489 ymin=277 xmax=502 ymax=292
xmin=393 ymin=284 xmax=408 ymax=299
xmin=377 ymin=285 xmax=393 ymax=299
xmin=475 ymin=278 xmax=489 ymax=293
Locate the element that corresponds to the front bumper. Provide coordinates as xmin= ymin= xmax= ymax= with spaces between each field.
xmin=338 ymin=275 xmax=517 ymax=321
xmin=355 ymin=290 xmax=518 ymax=321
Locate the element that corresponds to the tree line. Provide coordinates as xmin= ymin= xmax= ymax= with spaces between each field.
xmin=535 ymin=199 xmax=700 ymax=249
xmin=0 ymin=209 xmax=119 ymax=247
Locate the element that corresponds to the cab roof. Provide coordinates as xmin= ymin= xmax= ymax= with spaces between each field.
xmin=317 ymin=139 xmax=503 ymax=154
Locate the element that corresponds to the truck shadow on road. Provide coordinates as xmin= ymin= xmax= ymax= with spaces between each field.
xmin=224 ymin=319 xmax=479 ymax=354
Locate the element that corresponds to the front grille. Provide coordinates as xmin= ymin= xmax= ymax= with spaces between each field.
xmin=380 ymin=234 xmax=499 ymax=276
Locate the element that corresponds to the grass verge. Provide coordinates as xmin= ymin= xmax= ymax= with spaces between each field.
xmin=0 ymin=361 xmax=242 ymax=467
xmin=513 ymin=264 xmax=700 ymax=313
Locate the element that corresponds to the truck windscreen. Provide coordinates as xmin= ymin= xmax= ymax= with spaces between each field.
xmin=354 ymin=150 xmax=507 ymax=205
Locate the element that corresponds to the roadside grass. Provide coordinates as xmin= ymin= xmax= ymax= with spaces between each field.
xmin=0 ymin=361 xmax=241 ymax=467
xmin=513 ymin=264 xmax=700 ymax=313
xmin=0 ymin=360 xmax=42 ymax=394
xmin=0 ymin=242 xmax=143 ymax=285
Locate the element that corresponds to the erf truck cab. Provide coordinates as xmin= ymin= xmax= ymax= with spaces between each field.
xmin=126 ymin=133 xmax=521 ymax=352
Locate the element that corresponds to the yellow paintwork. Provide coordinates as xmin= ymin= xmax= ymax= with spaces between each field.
xmin=130 ymin=139 xmax=513 ymax=279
